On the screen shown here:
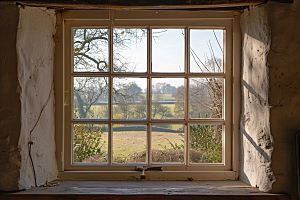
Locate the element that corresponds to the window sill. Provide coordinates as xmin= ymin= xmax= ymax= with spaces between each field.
xmin=58 ymin=171 xmax=237 ymax=181
xmin=1 ymin=181 xmax=291 ymax=200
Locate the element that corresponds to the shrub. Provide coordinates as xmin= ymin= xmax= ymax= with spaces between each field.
xmin=73 ymin=124 xmax=106 ymax=162
xmin=189 ymin=124 xmax=222 ymax=163
xmin=166 ymin=124 xmax=222 ymax=163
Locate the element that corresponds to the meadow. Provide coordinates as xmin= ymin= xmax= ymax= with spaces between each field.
xmin=102 ymin=130 xmax=184 ymax=163
xmin=74 ymin=93 xmax=222 ymax=164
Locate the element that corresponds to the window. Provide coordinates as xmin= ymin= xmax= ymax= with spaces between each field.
xmin=59 ymin=10 xmax=240 ymax=180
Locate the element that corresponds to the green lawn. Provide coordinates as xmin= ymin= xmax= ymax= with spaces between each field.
xmin=87 ymin=94 xmax=179 ymax=120
xmin=93 ymin=131 xmax=184 ymax=163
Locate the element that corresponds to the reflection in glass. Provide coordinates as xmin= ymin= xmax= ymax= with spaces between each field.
xmin=189 ymin=78 xmax=223 ymax=119
xmin=113 ymin=29 xmax=147 ymax=72
xmin=113 ymin=125 xmax=147 ymax=163
xmin=190 ymin=29 xmax=223 ymax=73
xmin=113 ymin=78 xmax=147 ymax=120
xmin=189 ymin=124 xmax=222 ymax=163
xmin=73 ymin=124 xmax=108 ymax=163
xmin=73 ymin=77 xmax=108 ymax=119
xmin=152 ymin=29 xmax=185 ymax=72
xmin=152 ymin=78 xmax=184 ymax=119
xmin=73 ymin=29 xmax=109 ymax=72
xmin=151 ymin=125 xmax=185 ymax=163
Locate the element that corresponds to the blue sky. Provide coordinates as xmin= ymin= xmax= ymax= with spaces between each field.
xmin=117 ymin=28 xmax=223 ymax=89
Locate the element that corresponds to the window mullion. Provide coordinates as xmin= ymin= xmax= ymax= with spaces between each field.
xmin=108 ymin=25 xmax=114 ymax=166
xmin=185 ymin=27 xmax=190 ymax=166
xmin=147 ymin=26 xmax=152 ymax=166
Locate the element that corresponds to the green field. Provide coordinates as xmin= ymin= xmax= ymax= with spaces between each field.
xmin=76 ymin=93 xmax=186 ymax=163
xmin=74 ymin=124 xmax=222 ymax=164
xmin=82 ymin=93 xmax=178 ymax=119
xmin=81 ymin=130 xmax=184 ymax=163
xmin=88 ymin=103 xmax=177 ymax=119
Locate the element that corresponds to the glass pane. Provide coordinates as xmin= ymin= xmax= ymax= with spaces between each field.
xmin=189 ymin=124 xmax=222 ymax=163
xmin=189 ymin=78 xmax=223 ymax=119
xmin=152 ymin=78 xmax=184 ymax=119
xmin=113 ymin=78 xmax=147 ymax=119
xmin=73 ymin=124 xmax=108 ymax=163
xmin=113 ymin=29 xmax=147 ymax=72
xmin=190 ymin=29 xmax=223 ymax=73
xmin=73 ymin=29 xmax=109 ymax=72
xmin=113 ymin=125 xmax=147 ymax=163
xmin=152 ymin=29 xmax=185 ymax=72
xmin=73 ymin=77 xmax=108 ymax=119
xmin=152 ymin=125 xmax=185 ymax=163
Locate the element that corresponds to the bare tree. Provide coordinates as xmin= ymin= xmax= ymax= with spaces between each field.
xmin=73 ymin=29 xmax=146 ymax=118
xmin=113 ymin=81 xmax=142 ymax=119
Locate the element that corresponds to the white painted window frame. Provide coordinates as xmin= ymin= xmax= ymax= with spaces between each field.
xmin=55 ymin=10 xmax=241 ymax=180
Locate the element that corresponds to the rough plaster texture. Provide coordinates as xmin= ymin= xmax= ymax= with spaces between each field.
xmin=240 ymin=5 xmax=275 ymax=192
xmin=241 ymin=0 xmax=300 ymax=198
xmin=265 ymin=0 xmax=300 ymax=199
xmin=0 ymin=2 xmax=21 ymax=191
xmin=17 ymin=6 xmax=58 ymax=189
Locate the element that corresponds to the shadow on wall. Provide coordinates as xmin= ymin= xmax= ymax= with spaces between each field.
xmin=240 ymin=78 xmax=274 ymax=192
xmin=241 ymin=126 xmax=271 ymax=163
xmin=242 ymin=80 xmax=267 ymax=106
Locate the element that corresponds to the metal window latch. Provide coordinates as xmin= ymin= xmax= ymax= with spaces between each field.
xmin=135 ymin=166 xmax=162 ymax=180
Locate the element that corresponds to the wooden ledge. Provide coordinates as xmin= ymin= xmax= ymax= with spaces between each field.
xmin=1 ymin=181 xmax=291 ymax=199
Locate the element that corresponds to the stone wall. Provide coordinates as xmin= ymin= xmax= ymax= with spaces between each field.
xmin=0 ymin=2 xmax=21 ymax=191
xmin=17 ymin=6 xmax=58 ymax=189
xmin=266 ymin=0 xmax=300 ymax=198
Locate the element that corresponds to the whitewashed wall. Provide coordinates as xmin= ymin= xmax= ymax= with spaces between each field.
xmin=17 ymin=6 xmax=58 ymax=189
xmin=240 ymin=0 xmax=300 ymax=198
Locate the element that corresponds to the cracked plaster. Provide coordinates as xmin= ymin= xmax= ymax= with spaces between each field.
xmin=17 ymin=6 xmax=58 ymax=189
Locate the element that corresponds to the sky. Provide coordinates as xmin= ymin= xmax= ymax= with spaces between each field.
xmin=74 ymin=28 xmax=223 ymax=91
xmin=116 ymin=28 xmax=223 ymax=90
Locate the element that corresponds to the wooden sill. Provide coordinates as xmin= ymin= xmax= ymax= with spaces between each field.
xmin=1 ymin=181 xmax=291 ymax=200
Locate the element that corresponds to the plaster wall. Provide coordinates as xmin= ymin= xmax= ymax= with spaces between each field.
xmin=241 ymin=0 xmax=300 ymax=198
xmin=17 ymin=6 xmax=58 ymax=189
xmin=240 ymin=5 xmax=275 ymax=192
xmin=265 ymin=0 xmax=300 ymax=198
xmin=0 ymin=2 xmax=21 ymax=191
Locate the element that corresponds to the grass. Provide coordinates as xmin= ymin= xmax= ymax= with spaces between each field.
xmin=87 ymin=102 xmax=179 ymax=119
xmin=79 ymin=93 xmax=186 ymax=163
xmin=83 ymin=94 xmax=178 ymax=119
xmin=88 ymin=105 xmax=108 ymax=119
xmin=84 ymin=131 xmax=184 ymax=163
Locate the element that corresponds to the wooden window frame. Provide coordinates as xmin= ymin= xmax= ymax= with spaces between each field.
xmin=55 ymin=10 xmax=241 ymax=180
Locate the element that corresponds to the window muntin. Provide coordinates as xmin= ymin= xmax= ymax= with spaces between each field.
xmin=64 ymin=11 xmax=234 ymax=172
